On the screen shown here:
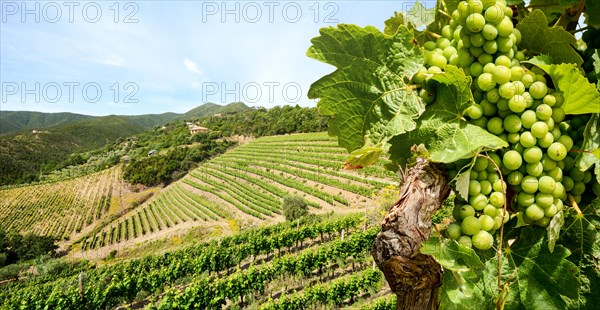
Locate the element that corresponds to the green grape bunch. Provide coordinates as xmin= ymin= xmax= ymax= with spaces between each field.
xmin=412 ymin=0 xmax=598 ymax=250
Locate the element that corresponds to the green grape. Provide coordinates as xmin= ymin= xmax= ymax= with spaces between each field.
xmin=489 ymin=191 xmax=504 ymax=207
xmin=466 ymin=104 xmax=484 ymax=119
xmin=525 ymin=162 xmax=544 ymax=177
xmin=457 ymin=1 xmax=470 ymax=18
xmin=535 ymin=192 xmax=554 ymax=209
xmin=473 ymin=156 xmax=489 ymax=171
xmin=458 ymin=48 xmax=475 ymax=67
xmin=544 ymin=204 xmax=558 ymax=217
xmin=483 ymin=204 xmax=498 ymax=216
xmin=556 ymin=135 xmax=573 ymax=152
xmin=525 ymin=203 xmax=545 ymax=221
xmin=483 ymin=40 xmax=498 ymax=54
xmin=472 ymin=230 xmax=494 ymax=250
xmin=552 ymin=182 xmax=566 ymax=199
xmin=437 ymin=37 xmax=452 ymax=49
xmin=551 ymin=107 xmax=565 ymax=123
xmin=538 ymin=175 xmax=556 ymax=194
xmin=470 ymin=46 xmax=485 ymax=58
xmin=521 ymin=72 xmax=536 ymax=88
xmin=503 ymin=114 xmax=522 ymax=133
xmin=470 ymin=33 xmax=486 ymax=47
xmin=493 ymin=216 xmax=503 ymax=230
xmin=482 ymin=23 xmax=498 ymax=40
xmin=511 ymin=66 xmax=525 ymax=81
xmin=470 ymin=193 xmax=488 ymax=210
xmin=461 ymin=216 xmax=482 ymax=235
xmin=583 ymin=171 xmax=592 ymax=183
xmin=420 ymin=89 xmax=436 ymax=104
xmin=541 ymin=155 xmax=557 ymax=171
xmin=537 ymin=132 xmax=554 ymax=148
xmin=512 ymin=28 xmax=522 ymax=44
xmin=508 ymin=94 xmax=526 ymax=113
xmin=513 ymin=81 xmax=526 ymax=95
xmin=529 ymin=81 xmax=548 ymax=99
xmin=495 ymin=55 xmax=511 ymax=67
xmin=469 ymin=180 xmax=482 ymax=195
xmin=521 ymin=175 xmax=539 ymax=193
xmin=480 ymin=180 xmax=493 ymax=195
xmin=467 ymin=0 xmax=484 ymax=14
xmin=443 ymin=46 xmax=459 ymax=60
xmin=412 ymin=67 xmax=428 ymax=83
xmin=535 ymin=104 xmax=552 ymax=121
xmin=496 ymin=16 xmax=514 ymax=37
xmin=517 ymin=191 xmax=535 ymax=206
xmin=522 ymin=92 xmax=534 ymax=108
xmin=458 ymin=204 xmax=476 ymax=219
xmin=547 ymin=142 xmax=567 ymax=161
xmin=571 ymin=181 xmax=586 ymax=195
xmin=447 ymin=223 xmax=462 ymax=240
xmin=536 ymin=217 xmax=551 ymax=227
xmin=498 ymin=82 xmax=516 ymax=99
xmin=497 ymin=36 xmax=513 ymax=53
xmin=530 ymin=121 xmax=549 ymax=138
xmin=428 ymin=52 xmax=448 ymax=68
xmin=493 ymin=179 xmax=506 ymax=192
xmin=477 ymin=170 xmax=489 ymax=181
xmin=470 ymin=62 xmax=484 ymax=77
xmin=543 ymin=94 xmax=556 ymax=106
xmin=487 ymin=117 xmax=504 ymax=135
xmin=562 ymin=176 xmax=574 ymax=191
xmin=486 ymin=88 xmax=500 ymax=103
xmin=507 ymin=132 xmax=520 ymax=144
xmin=479 ymin=215 xmax=495 ymax=231
xmin=507 ymin=170 xmax=523 ymax=185
xmin=442 ymin=25 xmax=454 ymax=39
xmin=458 ymin=235 xmax=473 ymax=247
xmin=484 ymin=4 xmax=504 ymax=24
xmin=481 ymin=99 xmax=498 ymax=115
xmin=551 ymin=127 xmax=562 ymax=141
xmin=502 ymin=150 xmax=522 ymax=171
xmin=477 ymin=73 xmax=496 ymax=91
xmin=520 ymin=131 xmax=537 ymax=148
xmin=492 ymin=65 xmax=512 ymax=84
xmin=478 ymin=53 xmax=494 ymax=65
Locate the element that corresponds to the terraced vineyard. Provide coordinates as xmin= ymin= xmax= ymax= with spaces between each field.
xmin=0 ymin=166 xmax=123 ymax=240
xmin=81 ymin=132 xmax=396 ymax=251
xmin=0 ymin=213 xmax=395 ymax=309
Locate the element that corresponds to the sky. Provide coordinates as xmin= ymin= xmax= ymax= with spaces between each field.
xmin=0 ymin=0 xmax=435 ymax=116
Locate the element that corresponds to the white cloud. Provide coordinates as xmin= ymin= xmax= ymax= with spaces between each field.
xmin=184 ymin=57 xmax=202 ymax=75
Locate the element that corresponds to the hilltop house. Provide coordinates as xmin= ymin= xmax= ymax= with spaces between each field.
xmin=148 ymin=150 xmax=157 ymax=156
xmin=189 ymin=125 xmax=209 ymax=135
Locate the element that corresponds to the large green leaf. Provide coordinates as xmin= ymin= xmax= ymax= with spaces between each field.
xmin=505 ymin=227 xmax=580 ymax=309
xmin=526 ymin=58 xmax=600 ymax=115
xmin=528 ymin=0 xmax=580 ymax=23
xmin=575 ymin=114 xmax=600 ymax=182
xmin=307 ymin=25 xmax=425 ymax=154
xmin=516 ymin=10 xmax=583 ymax=66
xmin=585 ymin=1 xmax=600 ymax=28
xmin=559 ymin=200 xmax=600 ymax=309
xmin=388 ymin=66 xmax=508 ymax=166
xmin=422 ymin=237 xmax=483 ymax=273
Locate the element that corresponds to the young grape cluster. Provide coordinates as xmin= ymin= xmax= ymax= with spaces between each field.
xmin=413 ymin=0 xmax=598 ymax=250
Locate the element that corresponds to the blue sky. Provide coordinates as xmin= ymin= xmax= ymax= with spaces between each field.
xmin=0 ymin=1 xmax=431 ymax=116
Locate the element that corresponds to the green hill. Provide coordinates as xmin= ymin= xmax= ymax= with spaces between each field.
xmin=0 ymin=111 xmax=94 ymax=135
xmin=0 ymin=103 xmax=251 ymax=185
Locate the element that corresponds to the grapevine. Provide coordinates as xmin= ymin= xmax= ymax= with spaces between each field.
xmin=307 ymin=0 xmax=600 ymax=308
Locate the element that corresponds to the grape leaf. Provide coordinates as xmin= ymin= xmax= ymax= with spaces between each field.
xmin=307 ymin=25 xmax=425 ymax=157
xmin=575 ymin=114 xmax=600 ymax=182
xmin=421 ymin=237 xmax=483 ymax=273
xmin=343 ymin=146 xmax=383 ymax=170
xmin=505 ymin=227 xmax=580 ymax=309
xmin=516 ymin=10 xmax=583 ymax=66
xmin=525 ymin=58 xmax=600 ymax=115
xmin=558 ymin=200 xmax=600 ymax=309
xmin=388 ymin=66 xmax=508 ymax=166
xmin=384 ymin=11 xmax=407 ymax=36
xmin=528 ymin=0 xmax=579 ymax=23
xmin=547 ymin=211 xmax=565 ymax=253
xmin=405 ymin=0 xmax=435 ymax=29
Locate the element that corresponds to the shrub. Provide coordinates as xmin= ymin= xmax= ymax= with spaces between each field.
xmin=281 ymin=195 xmax=309 ymax=222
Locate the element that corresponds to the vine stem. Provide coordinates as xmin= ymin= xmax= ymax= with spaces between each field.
xmin=568 ymin=193 xmax=582 ymax=215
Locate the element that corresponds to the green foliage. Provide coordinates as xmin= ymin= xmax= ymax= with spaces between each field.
xmin=282 ymin=195 xmax=309 ymax=221
xmin=307 ymin=24 xmax=425 ymax=155
xmin=0 ymin=230 xmax=58 ymax=268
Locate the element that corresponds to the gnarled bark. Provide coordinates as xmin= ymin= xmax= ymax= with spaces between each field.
xmin=372 ymin=157 xmax=451 ymax=310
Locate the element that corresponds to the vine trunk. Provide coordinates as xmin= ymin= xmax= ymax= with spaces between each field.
xmin=371 ymin=157 xmax=451 ymax=310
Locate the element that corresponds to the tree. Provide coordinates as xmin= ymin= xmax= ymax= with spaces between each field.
xmin=307 ymin=1 xmax=599 ymax=309
xmin=281 ymin=195 xmax=309 ymax=221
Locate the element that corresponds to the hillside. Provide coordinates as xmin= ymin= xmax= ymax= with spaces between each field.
xmin=0 ymin=133 xmax=396 ymax=253
xmin=0 ymin=111 xmax=94 ymax=135
xmin=0 ymin=102 xmax=250 ymax=185
xmin=77 ymin=132 xmax=395 ymax=253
